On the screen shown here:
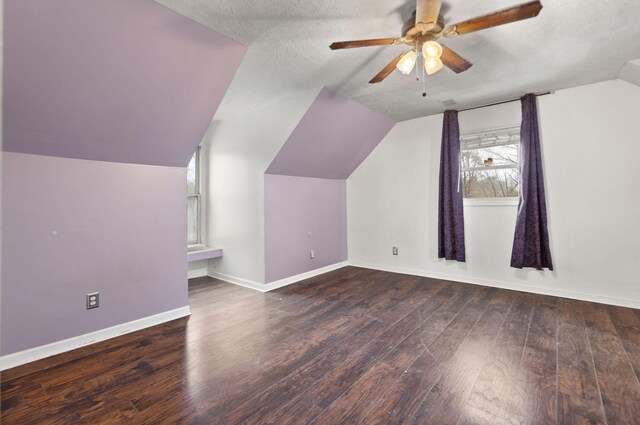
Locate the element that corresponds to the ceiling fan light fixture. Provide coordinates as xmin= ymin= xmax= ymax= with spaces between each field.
xmin=424 ymin=57 xmax=443 ymax=75
xmin=330 ymin=0 xmax=544 ymax=84
xmin=422 ymin=40 xmax=443 ymax=59
xmin=396 ymin=50 xmax=418 ymax=75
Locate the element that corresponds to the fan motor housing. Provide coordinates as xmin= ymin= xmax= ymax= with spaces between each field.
xmin=402 ymin=13 xmax=445 ymax=43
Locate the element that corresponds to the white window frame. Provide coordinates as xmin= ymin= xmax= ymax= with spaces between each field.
xmin=460 ymin=126 xmax=520 ymax=207
xmin=187 ymin=146 xmax=202 ymax=246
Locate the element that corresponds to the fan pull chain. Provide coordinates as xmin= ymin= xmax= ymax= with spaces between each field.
xmin=415 ymin=42 xmax=420 ymax=81
xmin=422 ymin=56 xmax=427 ymax=97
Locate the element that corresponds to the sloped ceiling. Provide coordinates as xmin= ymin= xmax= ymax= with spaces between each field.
xmin=3 ymin=0 xmax=246 ymax=167
xmin=618 ymin=59 xmax=640 ymax=87
xmin=266 ymin=88 xmax=394 ymax=179
xmin=156 ymin=0 xmax=640 ymax=122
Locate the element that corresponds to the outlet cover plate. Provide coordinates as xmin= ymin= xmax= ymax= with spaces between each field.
xmin=86 ymin=292 xmax=99 ymax=309
xmin=393 ymin=247 xmax=398 ymax=255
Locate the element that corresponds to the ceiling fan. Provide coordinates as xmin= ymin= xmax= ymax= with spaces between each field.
xmin=330 ymin=0 xmax=543 ymax=84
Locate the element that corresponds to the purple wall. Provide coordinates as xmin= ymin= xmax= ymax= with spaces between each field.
xmin=1 ymin=153 xmax=188 ymax=355
xmin=263 ymin=88 xmax=395 ymax=282
xmin=3 ymin=0 xmax=246 ymax=167
xmin=264 ymin=175 xmax=347 ymax=283
xmin=266 ymin=88 xmax=395 ymax=179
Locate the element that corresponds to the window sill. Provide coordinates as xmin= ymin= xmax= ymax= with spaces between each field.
xmin=188 ymin=244 xmax=207 ymax=252
xmin=464 ymin=198 xmax=519 ymax=207
xmin=187 ymin=246 xmax=223 ymax=262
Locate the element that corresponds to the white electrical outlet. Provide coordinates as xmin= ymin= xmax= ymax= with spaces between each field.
xmin=86 ymin=292 xmax=99 ymax=309
xmin=310 ymin=250 xmax=315 ymax=259
xmin=393 ymin=247 xmax=398 ymax=255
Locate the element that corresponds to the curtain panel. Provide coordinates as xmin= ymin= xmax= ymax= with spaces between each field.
xmin=438 ymin=110 xmax=466 ymax=262
xmin=511 ymin=94 xmax=554 ymax=270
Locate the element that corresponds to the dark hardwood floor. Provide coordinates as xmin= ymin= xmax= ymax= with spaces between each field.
xmin=2 ymin=266 xmax=640 ymax=424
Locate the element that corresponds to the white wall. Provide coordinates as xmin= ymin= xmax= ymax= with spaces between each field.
xmin=201 ymin=89 xmax=320 ymax=285
xmin=188 ymin=260 xmax=209 ymax=279
xmin=348 ymin=79 xmax=640 ymax=308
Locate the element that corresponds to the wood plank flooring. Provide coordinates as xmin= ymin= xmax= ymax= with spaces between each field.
xmin=2 ymin=266 xmax=640 ymax=424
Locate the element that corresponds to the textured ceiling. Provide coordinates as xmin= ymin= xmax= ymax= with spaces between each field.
xmin=156 ymin=0 xmax=640 ymax=122
xmin=619 ymin=59 xmax=640 ymax=87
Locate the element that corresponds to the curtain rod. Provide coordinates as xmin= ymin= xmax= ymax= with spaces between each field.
xmin=456 ymin=91 xmax=552 ymax=113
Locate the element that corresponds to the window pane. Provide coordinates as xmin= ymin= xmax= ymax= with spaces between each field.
xmin=462 ymin=168 xmax=519 ymax=198
xmin=460 ymin=128 xmax=520 ymax=199
xmin=187 ymin=152 xmax=197 ymax=194
xmin=187 ymin=196 xmax=199 ymax=243
xmin=461 ymin=143 xmax=519 ymax=169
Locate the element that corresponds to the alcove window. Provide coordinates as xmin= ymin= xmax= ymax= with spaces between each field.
xmin=187 ymin=147 xmax=201 ymax=245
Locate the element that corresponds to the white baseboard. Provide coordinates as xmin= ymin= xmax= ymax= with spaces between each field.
xmin=265 ymin=261 xmax=350 ymax=291
xmin=349 ymin=261 xmax=640 ymax=309
xmin=208 ymin=261 xmax=349 ymax=293
xmin=0 ymin=306 xmax=191 ymax=371
xmin=206 ymin=270 xmax=266 ymax=292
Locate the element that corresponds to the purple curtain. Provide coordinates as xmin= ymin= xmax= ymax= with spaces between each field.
xmin=438 ymin=110 xmax=465 ymax=262
xmin=511 ymin=94 xmax=553 ymax=270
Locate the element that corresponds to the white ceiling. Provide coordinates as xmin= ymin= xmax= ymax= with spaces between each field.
xmin=156 ymin=0 xmax=640 ymax=122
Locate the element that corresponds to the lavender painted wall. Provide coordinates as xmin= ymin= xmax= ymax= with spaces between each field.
xmin=1 ymin=153 xmax=188 ymax=355
xmin=264 ymin=174 xmax=347 ymax=283
xmin=3 ymin=0 xmax=246 ymax=167
xmin=266 ymin=88 xmax=395 ymax=179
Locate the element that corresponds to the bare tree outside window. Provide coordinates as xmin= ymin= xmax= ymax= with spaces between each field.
xmin=460 ymin=128 xmax=520 ymax=198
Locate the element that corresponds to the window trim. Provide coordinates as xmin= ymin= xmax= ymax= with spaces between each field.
xmin=463 ymin=197 xmax=519 ymax=207
xmin=462 ymin=164 xmax=518 ymax=172
xmin=187 ymin=146 xmax=202 ymax=246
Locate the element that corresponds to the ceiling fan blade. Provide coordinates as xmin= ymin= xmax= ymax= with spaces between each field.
xmin=416 ymin=0 xmax=442 ymax=30
xmin=369 ymin=51 xmax=410 ymax=84
xmin=441 ymin=46 xmax=473 ymax=73
xmin=330 ymin=38 xmax=401 ymax=50
xmin=444 ymin=1 xmax=542 ymax=37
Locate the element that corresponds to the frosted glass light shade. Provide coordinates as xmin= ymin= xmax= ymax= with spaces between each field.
xmin=396 ymin=50 xmax=418 ymax=75
xmin=422 ymin=41 xmax=443 ymax=59
xmin=424 ymin=57 xmax=443 ymax=75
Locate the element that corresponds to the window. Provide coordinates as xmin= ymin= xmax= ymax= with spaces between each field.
xmin=460 ymin=127 xmax=520 ymax=200
xmin=187 ymin=147 xmax=201 ymax=245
